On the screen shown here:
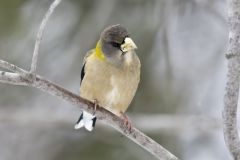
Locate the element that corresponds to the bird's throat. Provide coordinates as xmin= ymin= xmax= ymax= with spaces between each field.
xmin=95 ymin=41 xmax=105 ymax=60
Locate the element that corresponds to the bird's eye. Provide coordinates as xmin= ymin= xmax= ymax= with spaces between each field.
xmin=111 ymin=42 xmax=121 ymax=48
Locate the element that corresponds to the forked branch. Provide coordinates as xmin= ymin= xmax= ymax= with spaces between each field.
xmin=30 ymin=0 xmax=62 ymax=75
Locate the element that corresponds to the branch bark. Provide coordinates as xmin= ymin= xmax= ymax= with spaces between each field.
xmin=0 ymin=71 xmax=28 ymax=86
xmin=223 ymin=0 xmax=240 ymax=159
xmin=0 ymin=60 xmax=28 ymax=76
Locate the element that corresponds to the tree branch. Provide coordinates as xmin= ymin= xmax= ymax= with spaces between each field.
xmin=0 ymin=62 xmax=179 ymax=160
xmin=0 ymin=60 xmax=28 ymax=76
xmin=0 ymin=71 xmax=28 ymax=86
xmin=30 ymin=0 xmax=62 ymax=75
xmin=223 ymin=0 xmax=240 ymax=159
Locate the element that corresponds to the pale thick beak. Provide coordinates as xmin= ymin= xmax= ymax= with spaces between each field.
xmin=121 ymin=37 xmax=137 ymax=52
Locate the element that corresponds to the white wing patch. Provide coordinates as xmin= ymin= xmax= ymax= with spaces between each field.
xmin=74 ymin=111 xmax=96 ymax=131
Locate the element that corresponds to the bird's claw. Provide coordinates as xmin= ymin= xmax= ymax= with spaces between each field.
xmin=120 ymin=112 xmax=132 ymax=133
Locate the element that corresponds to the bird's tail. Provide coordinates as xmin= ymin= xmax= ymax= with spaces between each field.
xmin=74 ymin=111 xmax=97 ymax=131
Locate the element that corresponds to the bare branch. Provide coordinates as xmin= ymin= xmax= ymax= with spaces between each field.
xmin=223 ymin=0 xmax=240 ymax=159
xmin=0 ymin=61 xmax=179 ymax=160
xmin=0 ymin=60 xmax=28 ymax=76
xmin=0 ymin=71 xmax=28 ymax=86
xmin=30 ymin=0 xmax=62 ymax=75
xmin=33 ymin=75 xmax=178 ymax=160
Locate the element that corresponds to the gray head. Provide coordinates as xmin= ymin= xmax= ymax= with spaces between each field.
xmin=100 ymin=24 xmax=137 ymax=66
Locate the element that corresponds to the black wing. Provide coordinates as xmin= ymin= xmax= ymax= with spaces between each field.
xmin=80 ymin=63 xmax=86 ymax=86
xmin=80 ymin=49 xmax=94 ymax=86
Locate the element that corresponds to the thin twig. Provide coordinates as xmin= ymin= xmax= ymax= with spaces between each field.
xmin=30 ymin=0 xmax=62 ymax=75
xmin=0 ymin=71 xmax=28 ymax=86
xmin=223 ymin=0 xmax=240 ymax=159
xmin=0 ymin=60 xmax=28 ymax=76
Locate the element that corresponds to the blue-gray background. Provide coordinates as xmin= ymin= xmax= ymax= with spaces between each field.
xmin=0 ymin=0 xmax=229 ymax=160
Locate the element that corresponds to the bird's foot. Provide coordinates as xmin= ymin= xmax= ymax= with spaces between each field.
xmin=120 ymin=111 xmax=132 ymax=133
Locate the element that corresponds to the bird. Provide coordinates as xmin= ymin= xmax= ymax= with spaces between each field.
xmin=74 ymin=24 xmax=141 ymax=131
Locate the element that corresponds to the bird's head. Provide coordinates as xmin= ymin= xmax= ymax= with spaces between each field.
xmin=95 ymin=24 xmax=137 ymax=66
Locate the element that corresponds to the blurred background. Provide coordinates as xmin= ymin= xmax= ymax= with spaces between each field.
xmin=0 ymin=0 xmax=229 ymax=159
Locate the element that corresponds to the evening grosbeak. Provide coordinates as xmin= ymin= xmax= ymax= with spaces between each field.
xmin=75 ymin=24 xmax=140 ymax=131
